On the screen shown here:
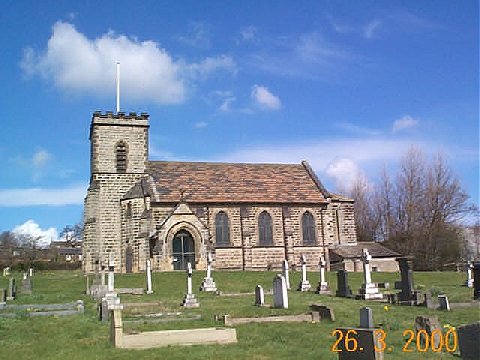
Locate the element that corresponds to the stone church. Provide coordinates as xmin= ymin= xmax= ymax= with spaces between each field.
xmin=83 ymin=111 xmax=358 ymax=274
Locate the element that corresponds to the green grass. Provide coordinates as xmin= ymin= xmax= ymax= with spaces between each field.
xmin=0 ymin=270 xmax=478 ymax=359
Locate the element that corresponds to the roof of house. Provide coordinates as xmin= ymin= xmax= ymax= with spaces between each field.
xmin=145 ymin=160 xmax=331 ymax=204
xmin=329 ymin=242 xmax=401 ymax=262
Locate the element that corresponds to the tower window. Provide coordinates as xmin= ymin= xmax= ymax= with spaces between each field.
xmin=116 ymin=141 xmax=127 ymax=173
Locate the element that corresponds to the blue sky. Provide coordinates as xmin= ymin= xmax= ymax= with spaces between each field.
xmin=0 ymin=1 xmax=478 ymax=244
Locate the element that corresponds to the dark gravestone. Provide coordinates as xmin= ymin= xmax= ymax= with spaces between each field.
xmin=473 ymin=262 xmax=480 ymax=300
xmin=336 ymin=328 xmax=384 ymax=360
xmin=396 ymin=257 xmax=414 ymax=304
xmin=336 ymin=270 xmax=352 ymax=298
xmin=360 ymin=307 xmax=373 ymax=329
xmin=457 ymin=322 xmax=480 ymax=360
xmin=310 ymin=304 xmax=335 ymax=322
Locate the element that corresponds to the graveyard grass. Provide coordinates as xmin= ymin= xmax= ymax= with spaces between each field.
xmin=1 ymin=270 xmax=479 ymax=360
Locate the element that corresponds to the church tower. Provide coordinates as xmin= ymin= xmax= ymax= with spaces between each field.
xmin=83 ymin=111 xmax=149 ymax=273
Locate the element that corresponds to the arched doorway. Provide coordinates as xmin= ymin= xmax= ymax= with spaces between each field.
xmin=172 ymin=230 xmax=195 ymax=270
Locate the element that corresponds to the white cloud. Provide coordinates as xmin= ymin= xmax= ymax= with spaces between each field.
xmin=21 ymin=21 xmax=236 ymax=105
xmin=32 ymin=149 xmax=52 ymax=167
xmin=364 ymin=20 xmax=382 ymax=39
xmin=219 ymin=97 xmax=236 ymax=112
xmin=194 ymin=121 xmax=208 ymax=128
xmin=325 ymin=158 xmax=361 ymax=191
xmin=184 ymin=55 xmax=237 ymax=80
xmin=177 ymin=22 xmax=211 ymax=48
xmin=12 ymin=220 xmax=58 ymax=247
xmin=0 ymin=184 xmax=86 ymax=206
xmin=251 ymin=85 xmax=281 ymax=110
xmin=238 ymin=26 xmax=257 ymax=42
xmin=392 ymin=115 xmax=418 ymax=132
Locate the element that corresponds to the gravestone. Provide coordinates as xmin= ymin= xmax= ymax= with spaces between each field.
xmin=200 ymin=252 xmax=217 ymax=292
xmin=273 ymin=274 xmax=288 ymax=309
xmin=3 ymin=267 xmax=10 ymax=276
xmin=414 ymin=316 xmax=442 ymax=349
xmin=255 ymin=285 xmax=264 ymax=306
xmin=297 ymin=254 xmax=311 ymax=291
xmin=423 ymin=291 xmax=436 ymax=309
xmin=146 ymin=259 xmax=153 ymax=294
xmin=310 ymin=304 xmax=335 ymax=322
xmin=465 ymin=261 xmax=474 ymax=288
xmin=457 ymin=322 xmax=480 ymax=360
xmin=358 ymin=249 xmax=383 ymax=300
xmin=473 ymin=262 xmax=480 ymax=300
xmin=99 ymin=293 xmax=121 ymax=322
xmin=21 ymin=276 xmax=32 ymax=295
xmin=336 ymin=270 xmax=352 ymax=298
xmin=437 ymin=295 xmax=450 ymax=311
xmin=316 ymin=256 xmax=331 ymax=295
xmin=29 ymin=267 xmax=34 ymax=277
xmin=0 ymin=288 xmax=6 ymax=309
xmin=282 ymin=260 xmax=291 ymax=290
xmin=107 ymin=259 xmax=115 ymax=293
xmin=182 ymin=262 xmax=199 ymax=307
xmin=7 ymin=278 xmax=16 ymax=300
xmin=336 ymin=327 xmax=384 ymax=360
xmin=101 ymin=265 xmax=106 ymax=287
xmin=360 ymin=307 xmax=373 ymax=329
xmin=396 ymin=256 xmax=415 ymax=304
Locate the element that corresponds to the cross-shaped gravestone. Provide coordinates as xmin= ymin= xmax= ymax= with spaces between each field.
xmin=297 ymin=254 xmax=311 ymax=292
xmin=358 ymin=248 xmax=382 ymax=300
xmin=182 ymin=262 xmax=199 ymax=307
xmin=107 ymin=258 xmax=115 ymax=293
xmin=200 ymin=251 xmax=217 ymax=292
xmin=146 ymin=259 xmax=153 ymax=294
xmin=465 ymin=261 xmax=474 ymax=288
xmin=316 ymin=255 xmax=331 ymax=295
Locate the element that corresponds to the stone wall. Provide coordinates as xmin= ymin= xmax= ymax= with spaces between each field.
xmin=83 ymin=112 xmax=149 ymax=274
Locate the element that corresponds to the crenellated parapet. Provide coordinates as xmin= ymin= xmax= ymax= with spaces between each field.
xmin=92 ymin=111 xmax=149 ymax=120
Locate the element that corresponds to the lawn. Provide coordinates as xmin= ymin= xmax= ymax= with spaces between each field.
xmin=0 ymin=270 xmax=478 ymax=360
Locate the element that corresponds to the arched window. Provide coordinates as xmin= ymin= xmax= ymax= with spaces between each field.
xmin=258 ymin=211 xmax=273 ymax=246
xmin=215 ymin=211 xmax=230 ymax=246
xmin=116 ymin=141 xmax=127 ymax=173
xmin=302 ymin=211 xmax=316 ymax=245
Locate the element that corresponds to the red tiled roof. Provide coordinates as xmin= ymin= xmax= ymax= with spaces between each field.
xmin=146 ymin=161 xmax=329 ymax=203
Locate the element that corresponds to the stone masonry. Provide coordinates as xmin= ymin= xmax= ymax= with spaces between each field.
xmin=83 ymin=110 xmax=358 ymax=273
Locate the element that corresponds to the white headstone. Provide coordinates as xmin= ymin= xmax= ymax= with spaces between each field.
xmin=358 ymin=249 xmax=383 ymax=300
xmin=200 ymin=252 xmax=217 ymax=292
xmin=316 ymin=255 xmax=331 ymax=294
xmin=107 ymin=258 xmax=115 ymax=292
xmin=182 ymin=262 xmax=199 ymax=307
xmin=282 ymin=260 xmax=291 ymax=290
xmin=146 ymin=259 xmax=153 ymax=294
xmin=297 ymin=254 xmax=311 ymax=291
xmin=273 ymin=274 xmax=288 ymax=309
xmin=29 ymin=268 xmax=34 ymax=277
xmin=466 ymin=261 xmax=474 ymax=288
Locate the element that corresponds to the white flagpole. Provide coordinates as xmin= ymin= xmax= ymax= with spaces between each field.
xmin=116 ymin=62 xmax=120 ymax=113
